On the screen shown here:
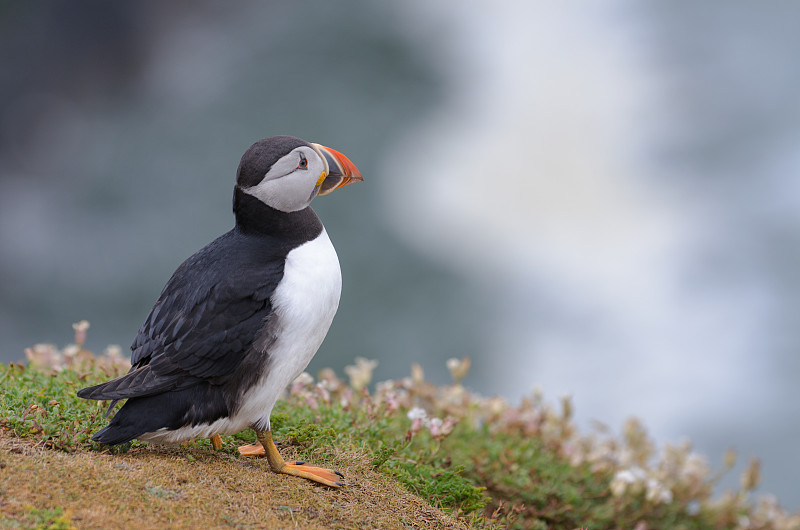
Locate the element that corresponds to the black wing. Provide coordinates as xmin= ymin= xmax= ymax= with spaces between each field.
xmin=78 ymin=230 xmax=285 ymax=401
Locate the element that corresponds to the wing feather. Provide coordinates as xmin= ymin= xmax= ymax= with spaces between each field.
xmin=79 ymin=230 xmax=288 ymax=402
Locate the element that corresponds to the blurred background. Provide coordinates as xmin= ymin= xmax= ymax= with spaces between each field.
xmin=1 ymin=0 xmax=798 ymax=509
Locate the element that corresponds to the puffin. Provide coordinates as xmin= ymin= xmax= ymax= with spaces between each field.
xmin=77 ymin=135 xmax=362 ymax=488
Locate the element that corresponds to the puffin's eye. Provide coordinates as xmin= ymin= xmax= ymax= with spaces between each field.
xmin=297 ymin=153 xmax=309 ymax=170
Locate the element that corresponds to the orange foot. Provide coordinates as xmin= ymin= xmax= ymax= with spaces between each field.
xmin=238 ymin=441 xmax=266 ymax=456
xmin=280 ymin=461 xmax=344 ymax=488
xmin=238 ymin=433 xmax=343 ymax=488
xmin=210 ymin=434 xmax=223 ymax=450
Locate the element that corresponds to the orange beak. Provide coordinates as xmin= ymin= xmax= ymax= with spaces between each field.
xmin=311 ymin=143 xmax=363 ymax=196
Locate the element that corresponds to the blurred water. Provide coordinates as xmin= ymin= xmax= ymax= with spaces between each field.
xmin=382 ymin=0 xmax=800 ymax=508
xmin=1 ymin=0 xmax=798 ymax=510
xmin=0 ymin=0 xmax=479 ymax=384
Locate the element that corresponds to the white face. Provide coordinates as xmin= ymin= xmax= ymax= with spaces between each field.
xmin=240 ymin=145 xmax=328 ymax=212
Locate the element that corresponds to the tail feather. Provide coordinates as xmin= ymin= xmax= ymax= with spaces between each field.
xmin=89 ymin=394 xmax=179 ymax=446
xmin=84 ymin=385 xmax=232 ymax=446
xmin=91 ymin=423 xmax=140 ymax=446
xmin=77 ymin=365 xmax=176 ymax=401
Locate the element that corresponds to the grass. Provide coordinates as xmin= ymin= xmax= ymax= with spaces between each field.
xmin=3 ymin=336 xmax=800 ymax=529
xmin=0 ymin=360 xmax=117 ymax=452
xmin=9 ymin=506 xmax=76 ymax=530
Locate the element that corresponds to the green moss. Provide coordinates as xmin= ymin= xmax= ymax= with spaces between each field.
xmin=17 ymin=506 xmax=76 ymax=530
xmin=385 ymin=460 xmax=488 ymax=514
xmin=0 ymin=363 xmax=116 ymax=452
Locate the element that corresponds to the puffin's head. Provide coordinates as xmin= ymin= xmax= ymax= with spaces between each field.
xmin=235 ymin=135 xmax=362 ymax=213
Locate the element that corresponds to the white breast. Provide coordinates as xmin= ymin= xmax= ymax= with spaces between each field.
xmin=235 ymin=228 xmax=342 ymax=431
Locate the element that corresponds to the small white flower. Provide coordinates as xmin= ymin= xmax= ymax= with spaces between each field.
xmin=610 ymin=467 xmax=647 ymax=497
xmin=646 ymin=478 xmax=673 ymax=504
xmin=682 ymin=453 xmax=710 ymax=479
xmin=614 ymin=469 xmax=637 ymax=483
xmin=610 ymin=475 xmax=630 ymax=498
xmin=104 ymin=345 xmax=123 ymax=358
xmin=72 ymin=320 xmax=90 ymax=332
xmin=62 ymin=344 xmax=80 ymax=358
xmin=620 ymin=467 xmax=646 ymax=483
xmin=407 ymin=407 xmax=428 ymax=422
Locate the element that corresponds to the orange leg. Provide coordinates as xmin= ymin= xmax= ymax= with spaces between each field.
xmin=237 ymin=430 xmax=343 ymax=488
xmin=210 ymin=434 xmax=223 ymax=450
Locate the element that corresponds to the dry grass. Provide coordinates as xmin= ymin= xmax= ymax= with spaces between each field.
xmin=0 ymin=431 xmax=467 ymax=529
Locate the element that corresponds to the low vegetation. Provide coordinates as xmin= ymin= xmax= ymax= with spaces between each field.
xmin=1 ymin=323 xmax=798 ymax=529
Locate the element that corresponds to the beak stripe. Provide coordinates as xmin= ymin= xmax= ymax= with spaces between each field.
xmin=311 ymin=143 xmax=363 ymax=196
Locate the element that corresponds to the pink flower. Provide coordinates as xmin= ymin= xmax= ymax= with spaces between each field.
xmin=428 ymin=418 xmax=444 ymax=438
xmin=441 ymin=416 xmax=458 ymax=437
xmin=72 ymin=320 xmax=90 ymax=347
xmin=384 ymin=391 xmax=400 ymax=412
xmin=290 ymin=372 xmax=314 ymax=396
xmin=315 ymin=383 xmax=331 ymax=404
xmin=407 ymin=407 xmax=427 ymax=434
xmin=411 ymin=417 xmax=424 ymax=434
